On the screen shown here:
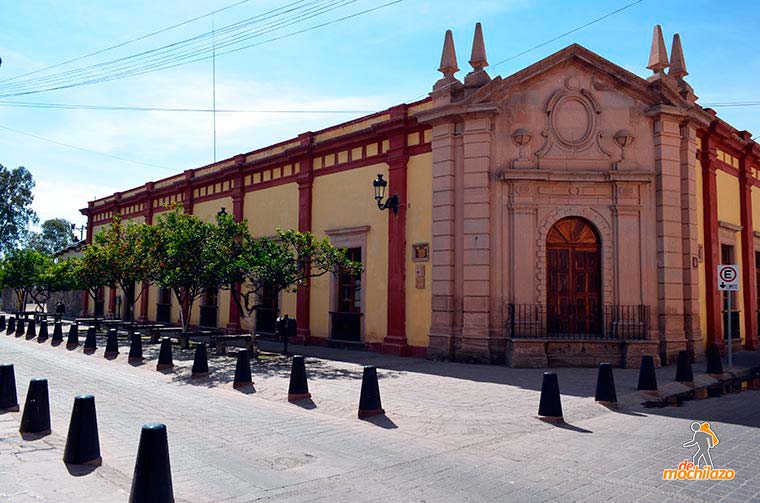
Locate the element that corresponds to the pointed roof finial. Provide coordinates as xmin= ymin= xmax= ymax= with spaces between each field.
xmin=438 ymin=29 xmax=459 ymax=77
xmin=668 ymin=33 xmax=688 ymax=79
xmin=469 ymin=22 xmax=488 ymax=71
xmin=647 ymin=25 xmax=669 ymax=74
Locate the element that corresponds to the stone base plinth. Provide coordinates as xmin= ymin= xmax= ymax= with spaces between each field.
xmin=622 ymin=340 xmax=661 ymax=368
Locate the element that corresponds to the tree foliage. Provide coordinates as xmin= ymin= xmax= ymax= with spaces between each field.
xmin=27 ymin=218 xmax=77 ymax=254
xmin=0 ymin=164 xmax=37 ymax=256
xmin=0 ymin=247 xmax=74 ymax=311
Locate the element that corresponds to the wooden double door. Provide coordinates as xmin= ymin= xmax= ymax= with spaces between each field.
xmin=546 ymin=217 xmax=602 ymax=335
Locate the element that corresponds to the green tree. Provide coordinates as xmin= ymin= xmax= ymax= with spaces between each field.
xmin=27 ymin=218 xmax=77 ymax=254
xmin=0 ymin=164 xmax=37 ymax=255
xmin=88 ymin=215 xmax=153 ymax=322
xmin=146 ymin=207 xmax=230 ymax=333
xmin=28 ymin=256 xmax=78 ymax=311
xmin=222 ymin=225 xmax=362 ymax=342
xmin=0 ymin=248 xmax=48 ymax=311
xmin=71 ymin=245 xmax=111 ymax=322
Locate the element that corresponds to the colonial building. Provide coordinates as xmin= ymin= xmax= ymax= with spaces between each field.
xmin=81 ymin=24 xmax=760 ymax=367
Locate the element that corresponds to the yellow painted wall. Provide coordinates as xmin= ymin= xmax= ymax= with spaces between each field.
xmin=244 ymin=183 xmax=299 ymax=238
xmin=242 ymin=183 xmax=299 ymax=321
xmin=716 ymin=171 xmax=744 ymax=339
xmin=310 ymin=163 xmax=390 ymax=343
xmin=696 ymin=161 xmax=707 ymax=346
xmin=405 ymin=153 xmax=432 ymax=348
xmin=716 ymin=171 xmax=741 ymax=225
xmin=752 ymin=186 xmax=760 ymax=228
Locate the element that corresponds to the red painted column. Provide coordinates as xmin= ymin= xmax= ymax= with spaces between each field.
xmin=82 ymin=203 xmax=94 ymax=315
xmin=108 ymin=287 xmax=116 ymax=317
xmin=227 ymin=168 xmax=245 ymax=332
xmin=740 ymin=148 xmax=759 ymax=350
xmin=139 ymin=190 xmax=153 ymax=322
xmin=296 ymin=133 xmax=314 ymax=344
xmin=700 ymin=133 xmax=723 ymax=350
xmin=382 ymin=106 xmax=409 ymax=355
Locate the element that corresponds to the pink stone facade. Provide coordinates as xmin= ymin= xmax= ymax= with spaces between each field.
xmin=416 ymin=27 xmax=714 ymax=367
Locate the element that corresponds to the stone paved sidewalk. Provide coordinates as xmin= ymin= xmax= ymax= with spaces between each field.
xmin=0 ymin=325 xmax=758 ymax=502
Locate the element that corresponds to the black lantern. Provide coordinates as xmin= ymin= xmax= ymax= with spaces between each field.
xmin=217 ymin=207 xmax=227 ymax=218
xmin=372 ymin=174 xmax=399 ymax=215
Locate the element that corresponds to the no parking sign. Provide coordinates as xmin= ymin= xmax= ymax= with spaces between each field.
xmin=718 ymin=265 xmax=739 ymax=291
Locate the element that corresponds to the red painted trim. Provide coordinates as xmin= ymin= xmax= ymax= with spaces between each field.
xmin=139 ymin=281 xmax=149 ymax=322
xmin=296 ymin=133 xmax=314 ymax=341
xmin=227 ymin=186 xmax=244 ymax=330
xmin=717 ymin=164 xmax=740 ymax=178
xmin=82 ymin=291 xmax=89 ymax=315
xmin=382 ymin=105 xmax=409 ymax=355
xmin=108 ymin=287 xmax=116 ymax=317
xmin=700 ymin=133 xmax=724 ymax=350
xmin=740 ymin=157 xmax=759 ymax=350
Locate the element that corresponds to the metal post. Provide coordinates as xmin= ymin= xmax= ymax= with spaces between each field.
xmin=727 ymin=293 xmax=733 ymax=369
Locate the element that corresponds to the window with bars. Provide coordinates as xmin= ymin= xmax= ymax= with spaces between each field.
xmin=337 ymin=247 xmax=362 ymax=313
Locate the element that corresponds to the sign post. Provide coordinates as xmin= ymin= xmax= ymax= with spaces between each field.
xmin=717 ymin=265 xmax=739 ymax=369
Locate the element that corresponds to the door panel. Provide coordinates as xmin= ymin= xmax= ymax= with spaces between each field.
xmin=547 ymin=218 xmax=601 ymax=335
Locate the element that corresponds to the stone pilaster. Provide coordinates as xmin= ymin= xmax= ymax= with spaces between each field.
xmin=679 ymin=122 xmax=703 ymax=358
xmin=428 ymin=122 xmax=458 ymax=359
xmin=459 ymin=115 xmax=494 ymax=362
xmin=739 ymin=151 xmax=758 ymax=350
xmin=653 ymin=114 xmax=687 ymax=364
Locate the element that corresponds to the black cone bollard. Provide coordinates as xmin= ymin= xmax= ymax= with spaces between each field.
xmin=15 ymin=318 xmax=25 ymax=337
xmin=52 ymin=322 xmax=63 ymax=345
xmin=66 ymin=323 xmax=79 ymax=350
xmin=156 ymin=338 xmax=173 ymax=371
xmin=128 ymin=333 xmax=143 ymax=363
xmin=358 ymin=366 xmax=384 ymax=419
xmin=0 ymin=364 xmax=19 ymax=412
xmin=6 ymin=317 xmax=15 ymax=335
xmin=63 ymin=395 xmax=102 ymax=466
xmin=20 ymin=378 xmax=51 ymax=435
xmin=706 ymin=346 xmax=724 ymax=375
xmin=675 ymin=350 xmax=694 ymax=383
xmin=637 ymin=355 xmax=658 ymax=391
xmin=0 ymin=315 xmax=5 ymax=332
xmin=25 ymin=319 xmax=37 ymax=340
xmin=104 ymin=329 xmax=119 ymax=358
xmin=233 ymin=350 xmax=252 ymax=388
xmin=538 ymin=372 xmax=563 ymax=421
xmin=288 ymin=355 xmax=311 ymax=402
xmin=594 ymin=363 xmax=617 ymax=405
xmin=129 ymin=423 xmax=174 ymax=503
xmin=191 ymin=344 xmax=209 ymax=378
xmin=37 ymin=320 xmax=49 ymax=342
xmin=84 ymin=326 xmax=97 ymax=354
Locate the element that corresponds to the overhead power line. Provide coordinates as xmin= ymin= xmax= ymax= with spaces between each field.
xmin=0 ymin=0 xmax=254 ymax=83
xmin=0 ymin=100 xmax=376 ymax=113
xmin=0 ymin=123 xmax=171 ymax=170
xmin=0 ymin=0 xmax=344 ymax=93
xmin=0 ymin=0 xmax=405 ymax=98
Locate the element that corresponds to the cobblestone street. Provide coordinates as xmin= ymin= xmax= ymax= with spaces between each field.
xmin=0 ymin=331 xmax=759 ymax=502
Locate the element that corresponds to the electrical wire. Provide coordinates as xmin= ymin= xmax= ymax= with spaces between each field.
xmin=0 ymin=0 xmax=339 ymax=93
xmin=0 ymin=0 xmax=255 ymax=84
xmin=0 ymin=123 xmax=171 ymax=170
xmin=0 ymin=0 xmax=403 ymax=98
xmin=0 ymin=100 xmax=376 ymax=113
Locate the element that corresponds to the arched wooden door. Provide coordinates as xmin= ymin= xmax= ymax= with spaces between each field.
xmin=546 ymin=217 xmax=601 ymax=335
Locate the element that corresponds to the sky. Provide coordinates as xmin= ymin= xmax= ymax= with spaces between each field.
xmin=1 ymin=0 xmax=759 ymax=228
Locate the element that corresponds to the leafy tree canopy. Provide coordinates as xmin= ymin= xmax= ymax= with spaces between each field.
xmin=0 ymin=164 xmax=37 ymax=256
xmin=27 ymin=218 xmax=77 ymax=254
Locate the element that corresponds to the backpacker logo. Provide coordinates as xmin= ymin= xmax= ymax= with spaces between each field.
xmin=662 ymin=421 xmax=735 ymax=481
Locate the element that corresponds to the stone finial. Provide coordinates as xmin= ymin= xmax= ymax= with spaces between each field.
xmin=438 ymin=30 xmax=459 ymax=77
xmin=646 ymin=25 xmax=669 ymax=74
xmin=668 ymin=33 xmax=688 ymax=79
xmin=469 ymin=22 xmax=488 ymax=71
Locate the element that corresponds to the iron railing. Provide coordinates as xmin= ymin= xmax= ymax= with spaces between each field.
xmin=507 ymin=304 xmax=650 ymax=340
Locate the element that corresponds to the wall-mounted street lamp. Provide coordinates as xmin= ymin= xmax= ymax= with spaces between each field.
xmin=217 ymin=207 xmax=227 ymax=218
xmin=372 ymin=174 xmax=399 ymax=215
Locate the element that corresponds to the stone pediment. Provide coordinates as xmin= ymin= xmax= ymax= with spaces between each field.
xmin=468 ymin=43 xmax=680 ymax=109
